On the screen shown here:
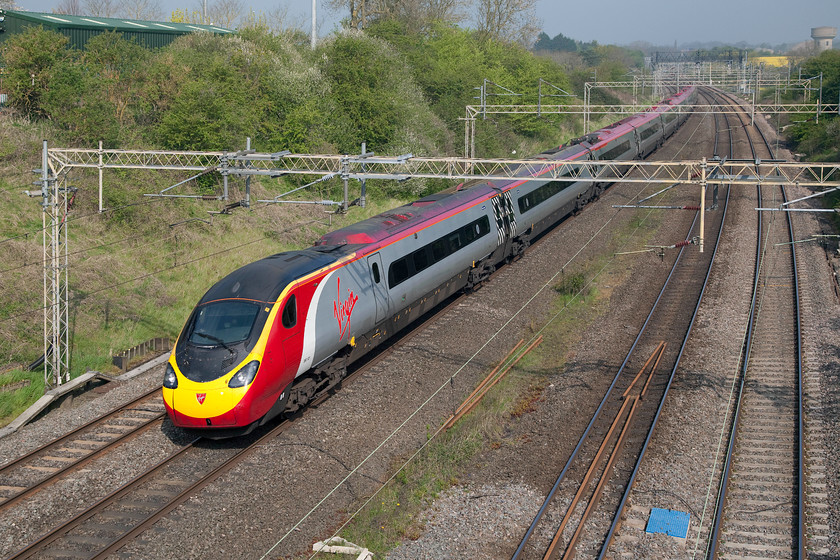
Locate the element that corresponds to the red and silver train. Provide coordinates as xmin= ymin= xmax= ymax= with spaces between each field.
xmin=162 ymin=87 xmax=696 ymax=436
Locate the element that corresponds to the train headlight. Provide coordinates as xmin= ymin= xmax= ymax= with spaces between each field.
xmin=163 ymin=363 xmax=178 ymax=389
xmin=228 ymin=360 xmax=259 ymax=388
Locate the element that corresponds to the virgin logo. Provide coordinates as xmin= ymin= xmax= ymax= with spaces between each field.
xmin=333 ymin=278 xmax=359 ymax=340
xmin=196 ymin=393 xmax=206 ymax=405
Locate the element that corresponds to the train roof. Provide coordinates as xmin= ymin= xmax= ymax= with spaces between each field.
xmin=315 ymin=87 xmax=695 ymax=251
xmin=317 ymin=183 xmax=497 ymax=247
xmin=199 ymin=247 xmax=344 ymax=305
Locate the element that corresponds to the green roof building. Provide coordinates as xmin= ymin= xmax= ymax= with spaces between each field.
xmin=0 ymin=9 xmax=234 ymax=49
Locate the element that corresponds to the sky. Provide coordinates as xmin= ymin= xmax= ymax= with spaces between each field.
xmin=10 ymin=0 xmax=840 ymax=48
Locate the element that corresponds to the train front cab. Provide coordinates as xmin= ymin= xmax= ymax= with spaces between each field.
xmin=162 ymin=295 xmax=285 ymax=434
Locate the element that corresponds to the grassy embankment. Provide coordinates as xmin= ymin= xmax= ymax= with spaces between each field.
xmin=0 ymin=112 xmax=414 ymax=424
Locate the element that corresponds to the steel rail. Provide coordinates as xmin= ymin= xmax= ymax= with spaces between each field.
xmin=597 ymin=90 xmax=735 ymax=559
xmin=0 ymin=388 xmax=165 ymax=513
xmin=705 ymin=87 xmax=803 ymax=559
xmin=5 ymin=437 xmax=202 ymax=560
xmin=786 ymin=184 xmax=804 ymax=560
xmin=0 ymin=387 xmax=160 ymax=476
xmin=599 ymin=176 xmax=731 ymax=560
xmin=721 ymin=89 xmax=803 ymax=556
xmin=0 ymin=417 xmax=164 ymax=513
xmin=511 ymin=206 xmax=703 ymax=559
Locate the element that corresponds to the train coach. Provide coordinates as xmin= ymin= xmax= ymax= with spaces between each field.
xmin=161 ymin=87 xmax=696 ymax=437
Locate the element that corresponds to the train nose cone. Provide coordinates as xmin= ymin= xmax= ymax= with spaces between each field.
xmin=172 ymin=386 xmax=239 ymax=427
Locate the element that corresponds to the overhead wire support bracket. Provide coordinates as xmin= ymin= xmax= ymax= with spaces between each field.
xmin=538 ymin=78 xmax=573 ymax=117
xmin=145 ymin=168 xmax=219 ymax=198
xmin=258 ymin=172 xmax=340 ymax=206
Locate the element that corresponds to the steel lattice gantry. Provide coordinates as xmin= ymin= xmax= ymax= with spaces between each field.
xmin=35 ymin=142 xmax=71 ymax=389
xmin=46 ymin=148 xmax=840 ymax=188
xmin=39 ymin=146 xmax=840 ymax=387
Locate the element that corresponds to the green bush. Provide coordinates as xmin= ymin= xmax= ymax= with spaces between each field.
xmin=0 ymin=26 xmax=70 ymax=117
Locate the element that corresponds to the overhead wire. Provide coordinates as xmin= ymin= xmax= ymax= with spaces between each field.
xmin=0 ymin=217 xmax=321 ymax=325
xmin=264 ymin=104 xmax=711 ymax=559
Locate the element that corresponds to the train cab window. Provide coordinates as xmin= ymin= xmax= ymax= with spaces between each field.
xmin=189 ymin=301 xmax=261 ymax=345
xmin=281 ymin=295 xmax=297 ymax=328
xmin=371 ymin=262 xmax=381 ymax=284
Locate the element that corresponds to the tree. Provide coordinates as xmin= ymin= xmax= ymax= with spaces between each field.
xmin=533 ymin=32 xmax=578 ymax=53
xmin=0 ymin=0 xmax=19 ymax=9
xmin=327 ymin=0 xmax=392 ymax=29
xmin=329 ymin=0 xmax=465 ymax=31
xmin=82 ymin=31 xmax=149 ymax=125
xmin=0 ymin=26 xmax=70 ymax=117
xmin=118 ymin=0 xmax=161 ymax=21
xmin=474 ymin=0 xmax=539 ymax=46
xmin=54 ymin=0 xmax=82 ymax=15
xmin=205 ymin=0 xmax=244 ymax=27
xmin=84 ymin=0 xmax=119 ymax=17
xmin=389 ymin=0 xmax=467 ymax=31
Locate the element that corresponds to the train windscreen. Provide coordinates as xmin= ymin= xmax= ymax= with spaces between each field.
xmin=188 ymin=301 xmax=262 ymax=346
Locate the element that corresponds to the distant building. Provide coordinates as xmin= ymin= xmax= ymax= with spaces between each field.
xmin=750 ymin=56 xmax=792 ymax=68
xmin=0 ymin=9 xmax=234 ymax=50
xmin=811 ymin=26 xmax=836 ymax=54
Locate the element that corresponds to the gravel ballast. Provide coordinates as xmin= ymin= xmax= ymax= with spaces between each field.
xmin=1 ymin=106 xmax=837 ymax=560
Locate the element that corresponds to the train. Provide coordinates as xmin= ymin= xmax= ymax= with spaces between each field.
xmin=161 ymin=87 xmax=696 ymax=437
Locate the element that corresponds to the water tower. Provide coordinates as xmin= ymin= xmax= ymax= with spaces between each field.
xmin=811 ymin=27 xmax=837 ymax=53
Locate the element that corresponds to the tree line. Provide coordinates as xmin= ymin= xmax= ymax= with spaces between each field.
xmin=19 ymin=0 xmax=542 ymax=45
xmin=0 ymin=20 xmax=586 ymax=165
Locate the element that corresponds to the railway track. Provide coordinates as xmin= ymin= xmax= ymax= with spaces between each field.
xmin=0 ymin=138 xmax=590 ymax=558
xmin=511 ymin=91 xmax=730 ymax=559
xmin=705 ymin=89 xmax=804 ymax=559
xmin=1 ymin=293 xmax=466 ymax=560
xmin=0 ymin=389 xmax=165 ymax=513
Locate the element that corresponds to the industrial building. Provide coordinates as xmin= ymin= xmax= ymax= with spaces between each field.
xmin=0 ymin=9 xmax=234 ymax=50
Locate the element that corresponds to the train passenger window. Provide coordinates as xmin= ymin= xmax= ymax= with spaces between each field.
xmin=448 ymin=232 xmax=462 ymax=252
xmin=517 ymin=180 xmax=568 ymax=214
xmin=464 ymin=223 xmax=477 ymax=243
xmin=640 ymin=125 xmax=659 ymax=140
xmin=281 ymin=295 xmax=297 ymax=328
xmin=371 ymin=262 xmax=381 ymax=283
xmin=599 ymin=139 xmax=631 ymax=161
xmin=413 ymin=248 xmax=429 ymax=272
xmin=387 ymin=216 xmax=491 ymax=289
xmin=390 ymin=258 xmax=410 ymax=287
xmin=431 ymin=239 xmax=447 ymax=262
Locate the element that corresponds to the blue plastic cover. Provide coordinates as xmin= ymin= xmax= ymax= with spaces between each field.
xmin=646 ymin=507 xmax=690 ymax=538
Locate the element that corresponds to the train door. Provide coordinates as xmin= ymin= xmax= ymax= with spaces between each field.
xmin=367 ymin=253 xmax=389 ymax=323
xmin=491 ymin=190 xmax=517 ymax=246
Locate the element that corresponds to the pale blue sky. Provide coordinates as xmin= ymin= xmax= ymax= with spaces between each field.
xmin=11 ymin=0 xmax=839 ymax=47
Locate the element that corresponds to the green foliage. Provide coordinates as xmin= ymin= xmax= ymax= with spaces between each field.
xmin=534 ymin=31 xmax=577 ymax=53
xmin=42 ymin=59 xmax=122 ymax=145
xmin=0 ymin=368 xmax=45 ymax=427
xmin=785 ymin=51 xmax=840 ymax=163
xmin=0 ymin=26 xmax=70 ymax=117
xmin=319 ymin=33 xmax=404 ymax=151
xmin=368 ymin=22 xmax=574 ymax=155
xmin=803 ymin=50 xmax=840 ymax=107
xmin=554 ymin=272 xmax=587 ymax=296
